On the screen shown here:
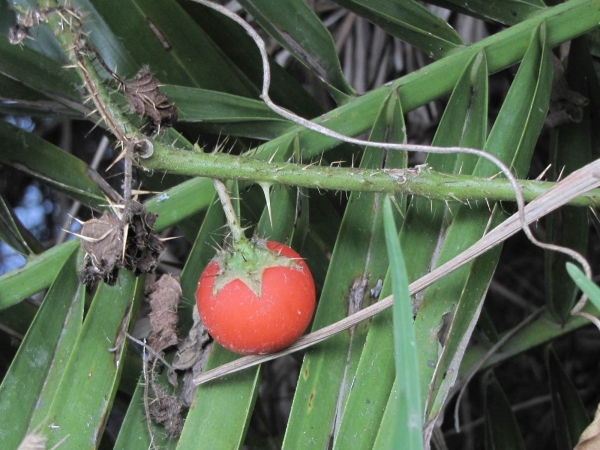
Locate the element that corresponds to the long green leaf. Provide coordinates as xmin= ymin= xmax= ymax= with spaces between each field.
xmin=44 ymin=271 xmax=144 ymax=448
xmin=237 ymin=0 xmax=355 ymax=99
xmin=427 ymin=0 xmax=545 ymax=26
xmin=0 ymin=194 xmax=43 ymax=256
xmin=285 ymin=91 xmax=406 ymax=449
xmin=546 ymin=346 xmax=590 ymax=449
xmin=545 ymin=36 xmax=593 ymax=322
xmin=422 ymin=22 xmax=552 ymax=420
xmin=0 ymin=73 xmax=80 ymax=118
xmin=0 ymin=35 xmax=82 ymax=105
xmin=0 ymin=239 xmax=79 ymax=312
xmin=483 ymin=372 xmax=526 ymax=450
xmin=177 ymin=0 xmax=323 ymax=118
xmin=459 ymin=302 xmax=600 ymax=375
xmin=0 ymin=249 xmax=82 ymax=449
xmin=382 ymin=196 xmax=422 ymax=449
xmin=80 ymin=0 xmax=257 ymax=96
xmin=372 ymin=52 xmax=489 ymax=448
xmin=333 ymin=0 xmax=464 ymax=59
xmin=0 ymin=121 xmax=107 ymax=209
xmin=162 ymin=84 xmax=293 ymax=139
xmin=566 ymin=263 xmax=600 ymax=313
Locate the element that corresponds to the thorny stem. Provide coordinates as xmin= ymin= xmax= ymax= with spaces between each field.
xmin=212 ymin=179 xmax=244 ymax=242
xmin=191 ymin=0 xmax=592 ymax=301
xmin=144 ymin=145 xmax=600 ymax=208
xmin=35 ymin=0 xmax=598 ymax=353
xmin=191 ymin=159 xmax=600 ymax=386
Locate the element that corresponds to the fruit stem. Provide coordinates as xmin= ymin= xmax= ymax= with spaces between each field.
xmin=213 ymin=179 xmax=245 ymax=242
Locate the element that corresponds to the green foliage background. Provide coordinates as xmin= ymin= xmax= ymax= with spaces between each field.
xmin=1 ymin=0 xmax=600 ymax=449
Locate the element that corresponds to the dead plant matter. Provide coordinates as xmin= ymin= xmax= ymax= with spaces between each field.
xmin=148 ymin=368 xmax=185 ymax=439
xmin=142 ymin=275 xmax=185 ymax=442
xmin=146 ymin=274 xmax=181 ymax=353
xmin=79 ymin=201 xmax=163 ymax=286
xmin=122 ymin=66 xmax=178 ymax=135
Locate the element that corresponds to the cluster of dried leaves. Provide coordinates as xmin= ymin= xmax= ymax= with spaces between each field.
xmin=79 ymin=201 xmax=163 ymax=286
xmin=122 ymin=66 xmax=179 ymax=135
xmin=142 ymin=275 xmax=212 ymax=441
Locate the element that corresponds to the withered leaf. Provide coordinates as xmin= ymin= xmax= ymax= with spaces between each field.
xmin=168 ymin=307 xmax=212 ymax=405
xmin=123 ymin=66 xmax=178 ymax=135
xmin=79 ymin=212 xmax=124 ymax=286
xmin=574 ymin=404 xmax=600 ymax=450
xmin=148 ymin=383 xmax=184 ymax=438
xmin=147 ymin=274 xmax=181 ymax=354
xmin=79 ymin=201 xmax=164 ymax=286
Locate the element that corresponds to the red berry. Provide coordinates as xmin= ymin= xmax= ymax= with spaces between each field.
xmin=196 ymin=240 xmax=316 ymax=355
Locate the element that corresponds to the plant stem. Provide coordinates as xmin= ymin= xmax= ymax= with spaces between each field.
xmin=144 ymin=143 xmax=600 ymax=208
xmin=212 ymin=179 xmax=244 ymax=242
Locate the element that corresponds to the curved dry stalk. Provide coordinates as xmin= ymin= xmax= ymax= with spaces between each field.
xmin=193 ymin=157 xmax=600 ymax=385
xmin=191 ymin=0 xmax=592 ymax=303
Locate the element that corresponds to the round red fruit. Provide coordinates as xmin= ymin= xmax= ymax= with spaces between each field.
xmin=196 ymin=240 xmax=316 ymax=355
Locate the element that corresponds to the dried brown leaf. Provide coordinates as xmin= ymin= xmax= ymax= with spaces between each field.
xmin=79 ymin=201 xmax=163 ymax=286
xmin=123 ymin=66 xmax=178 ymax=135
xmin=169 ymin=307 xmax=212 ymax=405
xmin=575 ymin=404 xmax=600 ymax=450
xmin=147 ymin=274 xmax=181 ymax=354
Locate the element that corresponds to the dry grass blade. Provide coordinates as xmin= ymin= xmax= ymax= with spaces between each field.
xmin=194 ymin=158 xmax=600 ymax=385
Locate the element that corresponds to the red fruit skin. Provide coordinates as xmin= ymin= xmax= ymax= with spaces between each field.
xmin=196 ymin=241 xmax=316 ymax=355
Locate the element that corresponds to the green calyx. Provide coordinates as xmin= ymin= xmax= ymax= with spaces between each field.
xmin=211 ymin=237 xmax=302 ymax=297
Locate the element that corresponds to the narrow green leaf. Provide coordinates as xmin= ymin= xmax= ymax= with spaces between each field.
xmin=459 ymin=302 xmax=600 ymax=375
xmin=162 ymin=84 xmax=293 ymax=139
xmin=0 ymin=73 xmax=81 ymax=118
xmin=545 ymin=36 xmax=593 ymax=322
xmin=146 ymin=178 xmax=215 ymax=232
xmin=483 ymin=372 xmax=526 ymax=450
xmin=0 ymin=239 xmax=79 ymax=312
xmin=333 ymin=0 xmax=464 ymax=59
xmin=0 ymin=194 xmax=41 ymax=256
xmin=382 ymin=196 xmax=423 ymax=449
xmin=0 ymin=300 xmax=38 ymax=339
xmin=245 ymin=0 xmax=600 ymax=165
xmin=546 ymin=346 xmax=590 ymax=449
xmin=285 ymin=91 xmax=406 ymax=449
xmin=0 ymin=249 xmax=81 ymax=449
xmin=176 ymin=0 xmax=324 ymax=118
xmin=44 ymin=271 xmax=144 ymax=448
xmin=355 ymin=51 xmax=487 ymax=450
xmin=177 ymin=197 xmax=226 ymax=332
xmin=176 ymin=347 xmax=261 ymax=450
xmin=81 ymin=0 xmax=257 ymax=97
xmin=427 ymin=0 xmax=545 ymax=26
xmin=422 ymin=22 xmax=552 ymax=421
xmin=566 ymin=263 xmax=600 ymax=313
xmin=0 ymin=35 xmax=81 ymax=105
xmin=237 ymin=0 xmax=355 ymax=97
xmin=0 ymin=121 xmax=107 ymax=209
